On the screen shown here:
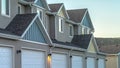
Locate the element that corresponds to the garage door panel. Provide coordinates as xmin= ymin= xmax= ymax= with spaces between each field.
xmin=22 ymin=49 xmax=45 ymax=68
xmin=98 ymin=59 xmax=105 ymax=68
xmin=72 ymin=56 xmax=83 ymax=68
xmin=0 ymin=47 xmax=12 ymax=68
xmin=87 ymin=57 xmax=95 ymax=68
xmin=52 ymin=53 xmax=67 ymax=68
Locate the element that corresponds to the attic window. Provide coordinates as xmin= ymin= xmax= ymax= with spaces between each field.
xmin=59 ymin=17 xmax=64 ymax=33
xmin=1 ymin=0 xmax=10 ymax=17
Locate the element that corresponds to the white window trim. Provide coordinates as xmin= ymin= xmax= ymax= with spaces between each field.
xmin=82 ymin=27 xmax=84 ymax=34
xmin=69 ymin=24 xmax=74 ymax=37
xmin=59 ymin=17 xmax=64 ymax=33
xmin=1 ymin=0 xmax=10 ymax=17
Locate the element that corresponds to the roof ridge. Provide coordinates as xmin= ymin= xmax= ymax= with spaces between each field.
xmin=67 ymin=8 xmax=87 ymax=11
xmin=48 ymin=3 xmax=63 ymax=5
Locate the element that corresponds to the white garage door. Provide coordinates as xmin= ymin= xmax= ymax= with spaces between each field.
xmin=22 ymin=49 xmax=45 ymax=68
xmin=52 ymin=53 xmax=67 ymax=68
xmin=87 ymin=57 xmax=95 ymax=68
xmin=0 ymin=47 xmax=12 ymax=68
xmin=98 ymin=59 xmax=105 ymax=68
xmin=72 ymin=56 xmax=83 ymax=68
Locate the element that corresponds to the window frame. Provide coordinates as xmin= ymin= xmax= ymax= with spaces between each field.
xmin=69 ymin=24 xmax=74 ymax=37
xmin=82 ymin=27 xmax=84 ymax=34
xmin=59 ymin=17 xmax=64 ymax=33
xmin=1 ymin=0 xmax=10 ymax=17
xmin=18 ymin=4 xmax=22 ymax=14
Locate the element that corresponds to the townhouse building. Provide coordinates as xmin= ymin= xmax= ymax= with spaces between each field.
xmin=0 ymin=0 xmax=106 ymax=68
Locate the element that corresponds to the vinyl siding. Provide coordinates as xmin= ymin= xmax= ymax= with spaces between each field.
xmin=23 ymin=22 xmax=46 ymax=43
xmin=0 ymin=0 xmax=18 ymax=28
xmin=35 ymin=0 xmax=44 ymax=8
xmin=82 ymin=15 xmax=92 ymax=29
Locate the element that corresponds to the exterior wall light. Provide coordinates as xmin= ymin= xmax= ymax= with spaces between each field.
xmin=16 ymin=50 xmax=21 ymax=54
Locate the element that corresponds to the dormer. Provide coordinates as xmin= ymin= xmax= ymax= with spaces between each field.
xmin=49 ymin=3 xmax=69 ymax=19
xmin=67 ymin=9 xmax=94 ymax=35
xmin=49 ymin=3 xmax=76 ymax=42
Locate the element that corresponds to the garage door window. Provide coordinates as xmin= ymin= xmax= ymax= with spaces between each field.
xmin=87 ymin=57 xmax=95 ymax=68
xmin=52 ymin=53 xmax=67 ymax=68
xmin=72 ymin=56 xmax=83 ymax=68
xmin=22 ymin=49 xmax=45 ymax=68
xmin=0 ymin=47 xmax=12 ymax=68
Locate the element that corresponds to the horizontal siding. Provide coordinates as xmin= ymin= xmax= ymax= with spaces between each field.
xmin=23 ymin=22 xmax=46 ymax=43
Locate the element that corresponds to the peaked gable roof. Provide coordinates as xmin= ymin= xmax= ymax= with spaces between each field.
xmin=5 ymin=13 xmax=37 ymax=36
xmin=49 ymin=3 xmax=63 ymax=12
xmin=0 ymin=13 xmax=52 ymax=44
xmin=71 ymin=34 xmax=92 ymax=49
xmin=21 ymin=0 xmax=50 ymax=10
xmin=67 ymin=9 xmax=87 ymax=23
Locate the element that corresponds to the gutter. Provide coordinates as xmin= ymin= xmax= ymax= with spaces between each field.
xmin=52 ymin=43 xmax=86 ymax=52
xmin=0 ymin=33 xmax=21 ymax=40
xmin=18 ymin=0 xmax=34 ymax=5
xmin=97 ymin=52 xmax=107 ymax=56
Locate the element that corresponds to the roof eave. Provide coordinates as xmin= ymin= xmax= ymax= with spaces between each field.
xmin=53 ymin=43 xmax=87 ymax=52
xmin=97 ymin=52 xmax=107 ymax=56
xmin=19 ymin=0 xmax=34 ymax=5
xmin=0 ymin=33 xmax=21 ymax=40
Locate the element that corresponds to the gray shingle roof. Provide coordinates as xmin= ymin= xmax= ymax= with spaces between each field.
xmin=5 ymin=13 xmax=37 ymax=36
xmin=99 ymin=45 xmax=120 ymax=54
xmin=49 ymin=3 xmax=63 ymax=12
xmin=0 ymin=28 xmax=15 ymax=35
xmin=67 ymin=9 xmax=87 ymax=23
xmin=71 ymin=34 xmax=92 ymax=49
xmin=51 ymin=34 xmax=92 ymax=49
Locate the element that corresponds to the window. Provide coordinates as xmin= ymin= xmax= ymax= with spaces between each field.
xmin=1 ymin=0 xmax=10 ymax=16
xmin=82 ymin=27 xmax=84 ymax=34
xmin=18 ymin=5 xmax=21 ymax=14
xmin=69 ymin=24 xmax=73 ymax=36
xmin=59 ymin=17 xmax=63 ymax=32
xmin=37 ymin=8 xmax=43 ymax=21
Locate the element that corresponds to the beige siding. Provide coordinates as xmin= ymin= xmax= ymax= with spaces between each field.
xmin=88 ymin=40 xmax=96 ymax=53
xmin=106 ymin=55 xmax=118 ymax=68
xmin=58 ymin=10 xmax=65 ymax=18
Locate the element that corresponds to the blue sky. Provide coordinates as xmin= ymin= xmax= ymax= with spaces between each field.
xmin=47 ymin=0 xmax=120 ymax=38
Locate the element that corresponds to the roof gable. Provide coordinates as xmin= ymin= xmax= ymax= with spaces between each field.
xmin=49 ymin=3 xmax=63 ymax=12
xmin=23 ymin=0 xmax=50 ymax=10
xmin=87 ymin=36 xmax=99 ymax=53
xmin=35 ymin=0 xmax=44 ymax=8
xmin=81 ymin=12 xmax=94 ymax=30
xmin=5 ymin=13 xmax=37 ymax=36
xmin=49 ymin=3 xmax=69 ymax=19
xmin=67 ymin=9 xmax=87 ymax=23
xmin=0 ymin=14 xmax=52 ymax=44
xmin=23 ymin=20 xmax=46 ymax=43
